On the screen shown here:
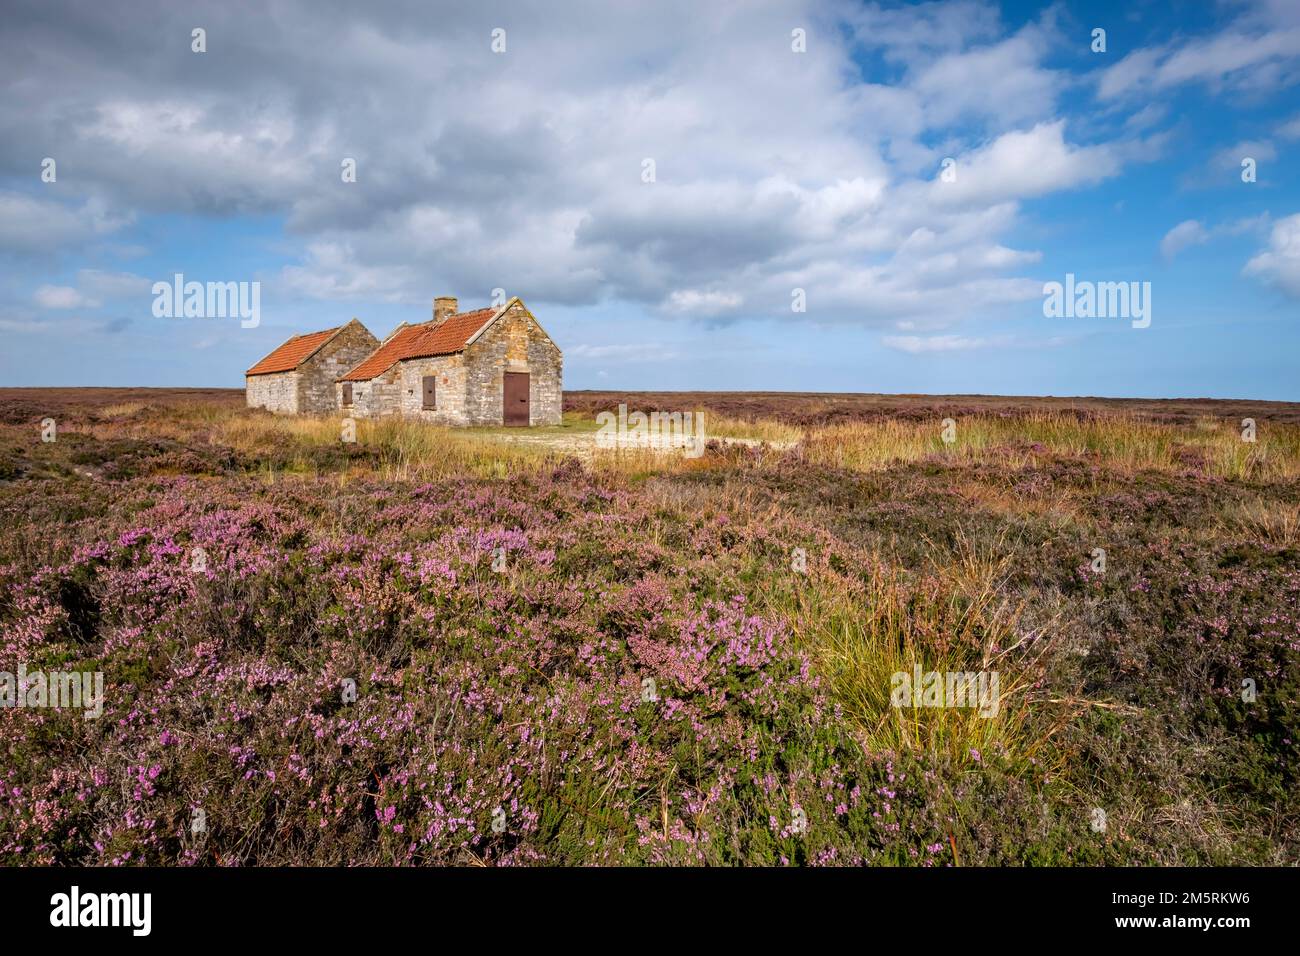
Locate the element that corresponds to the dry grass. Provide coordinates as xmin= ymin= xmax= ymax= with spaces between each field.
xmin=217 ymin=413 xmax=562 ymax=479
xmin=213 ymin=406 xmax=799 ymax=480
xmin=765 ymin=551 xmax=1057 ymax=767
xmin=801 ymin=413 xmax=1300 ymax=482
xmin=697 ymin=412 xmax=801 ymax=445
xmin=1228 ymin=498 xmax=1300 ymax=548
xmin=96 ymin=401 xmax=148 ymax=419
xmin=950 ymin=476 xmax=1085 ymax=527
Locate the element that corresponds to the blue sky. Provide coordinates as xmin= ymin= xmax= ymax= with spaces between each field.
xmin=1 ymin=0 xmax=1297 ymax=398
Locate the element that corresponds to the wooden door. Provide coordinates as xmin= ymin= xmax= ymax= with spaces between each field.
xmin=503 ymin=372 xmax=530 ymax=426
xmin=422 ymin=376 xmax=436 ymax=410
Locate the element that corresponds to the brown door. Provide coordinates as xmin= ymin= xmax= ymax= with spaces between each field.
xmin=503 ymin=372 xmax=530 ymax=426
xmin=422 ymin=376 xmax=436 ymax=410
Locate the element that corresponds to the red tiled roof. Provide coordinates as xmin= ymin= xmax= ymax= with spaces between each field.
xmin=338 ymin=307 xmax=498 ymax=381
xmin=246 ymin=326 xmax=341 ymax=376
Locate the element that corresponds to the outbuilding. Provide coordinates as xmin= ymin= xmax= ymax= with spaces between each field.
xmin=336 ymin=296 xmax=562 ymax=426
xmin=245 ymin=319 xmax=379 ymax=415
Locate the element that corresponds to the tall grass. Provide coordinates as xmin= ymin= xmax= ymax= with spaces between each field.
xmin=751 ymin=530 xmax=1061 ymax=768
xmin=217 ymin=413 xmax=562 ymax=479
xmin=1229 ymin=498 xmax=1300 ymax=548
xmin=802 ymin=413 xmax=1300 ymax=481
xmin=216 ymin=409 xmax=800 ymax=479
xmin=697 ymin=412 xmax=801 ymax=445
xmin=96 ymin=401 xmax=147 ymax=418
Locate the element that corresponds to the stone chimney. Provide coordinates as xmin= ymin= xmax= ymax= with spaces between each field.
xmin=433 ymin=296 xmax=458 ymax=325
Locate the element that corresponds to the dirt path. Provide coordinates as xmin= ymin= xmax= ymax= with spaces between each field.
xmin=480 ymin=430 xmax=796 ymax=459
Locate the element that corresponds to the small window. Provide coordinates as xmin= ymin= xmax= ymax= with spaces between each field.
xmin=422 ymin=375 xmax=436 ymax=410
xmin=341 ymin=383 xmax=353 ymax=406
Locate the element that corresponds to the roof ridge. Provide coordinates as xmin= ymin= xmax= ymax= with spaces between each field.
xmin=292 ymin=323 xmax=349 ymax=368
xmin=246 ymin=324 xmax=349 ymax=377
xmin=337 ymin=306 xmax=502 ymax=381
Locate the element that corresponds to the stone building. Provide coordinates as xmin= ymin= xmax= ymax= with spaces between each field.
xmin=337 ymin=296 xmax=562 ymax=426
xmin=245 ymin=319 xmax=379 ymax=414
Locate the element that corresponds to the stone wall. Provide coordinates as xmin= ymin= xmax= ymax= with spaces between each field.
xmin=245 ymin=370 xmax=299 ymax=414
xmin=336 ymin=300 xmax=562 ymax=426
xmin=429 ymin=300 xmax=562 ymax=426
xmin=479 ymin=300 xmax=562 ymax=425
xmin=396 ymin=354 xmax=469 ymax=424
xmin=297 ymin=320 xmax=379 ymax=415
xmin=523 ymin=306 xmax=564 ymax=426
xmin=337 ymin=367 xmax=402 ymax=419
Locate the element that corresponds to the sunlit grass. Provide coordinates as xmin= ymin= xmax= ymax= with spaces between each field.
xmin=802 ymin=413 xmax=1300 ymax=481
xmin=695 ymin=412 xmax=801 ymax=444
xmin=734 ymin=520 xmax=1065 ymax=769
xmin=1228 ymin=497 xmax=1300 ymax=548
xmin=551 ymin=405 xmax=802 ymax=445
xmin=96 ymin=401 xmax=147 ymax=418
xmin=216 ymin=412 xmax=563 ymax=479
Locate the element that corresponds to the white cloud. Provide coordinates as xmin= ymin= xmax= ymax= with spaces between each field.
xmin=1098 ymin=26 xmax=1300 ymax=99
xmin=882 ymin=333 xmax=1011 ymax=353
xmin=1123 ymin=103 xmax=1170 ymax=132
xmin=845 ymin=0 xmax=1002 ymax=60
xmin=34 ymin=285 xmax=98 ymax=309
xmin=30 ymin=269 xmax=150 ymax=312
xmin=0 ymin=1 xmax=1148 ymax=337
xmin=1179 ymin=139 xmax=1278 ymax=189
xmin=1243 ymin=213 xmax=1300 ymax=298
xmin=75 ymin=269 xmax=152 ymax=301
xmin=663 ymin=290 xmax=744 ymax=316
xmin=1161 ymin=220 xmax=1210 ymax=261
xmin=570 ymin=343 xmax=679 ymax=362
xmin=1277 ymin=114 xmax=1300 ymax=139
xmin=909 ymin=25 xmax=1064 ymax=128
xmin=930 ymin=122 xmax=1121 ymax=207
xmin=0 ymin=193 xmax=131 ymax=254
xmin=1213 ymin=139 xmax=1277 ymax=169
xmin=1160 ymin=214 xmax=1272 ymax=260
xmin=1222 ymin=213 xmax=1272 ymax=237
xmin=280 ymin=241 xmax=421 ymax=303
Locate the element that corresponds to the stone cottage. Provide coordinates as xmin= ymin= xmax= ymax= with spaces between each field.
xmin=337 ymin=296 xmax=562 ymax=426
xmin=245 ymin=319 xmax=379 ymax=415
